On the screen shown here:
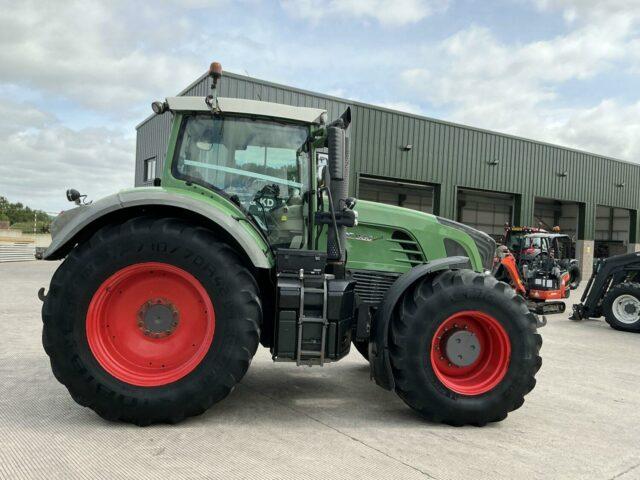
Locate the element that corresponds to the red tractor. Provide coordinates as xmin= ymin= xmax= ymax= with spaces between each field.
xmin=494 ymin=243 xmax=570 ymax=315
xmin=504 ymin=227 xmax=581 ymax=290
xmin=503 ymin=226 xmax=548 ymax=260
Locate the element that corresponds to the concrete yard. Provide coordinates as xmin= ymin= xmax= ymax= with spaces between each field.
xmin=1 ymin=261 xmax=639 ymax=480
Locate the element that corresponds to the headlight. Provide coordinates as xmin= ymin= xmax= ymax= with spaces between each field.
xmin=437 ymin=217 xmax=496 ymax=271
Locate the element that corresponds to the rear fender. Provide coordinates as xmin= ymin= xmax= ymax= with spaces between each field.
xmin=44 ymin=189 xmax=272 ymax=269
xmin=369 ymin=256 xmax=471 ymax=390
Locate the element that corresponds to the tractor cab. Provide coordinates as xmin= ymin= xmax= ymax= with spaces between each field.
xmin=167 ymin=98 xmax=320 ymax=250
xmin=503 ymin=225 xmax=548 ymax=260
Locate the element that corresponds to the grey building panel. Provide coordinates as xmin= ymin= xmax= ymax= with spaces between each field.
xmin=135 ymin=70 xmax=640 ymax=241
xmin=135 ymin=113 xmax=171 ymax=186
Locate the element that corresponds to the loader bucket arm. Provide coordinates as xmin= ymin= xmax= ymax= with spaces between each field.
xmin=573 ymin=252 xmax=640 ymax=319
xmin=498 ymin=253 xmax=527 ymax=296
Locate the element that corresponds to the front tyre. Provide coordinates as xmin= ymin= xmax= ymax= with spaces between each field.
xmin=603 ymin=282 xmax=640 ymax=332
xmin=389 ymin=270 xmax=542 ymax=426
xmin=42 ymin=217 xmax=262 ymax=425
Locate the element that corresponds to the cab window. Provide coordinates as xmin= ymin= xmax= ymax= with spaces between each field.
xmin=173 ymin=114 xmax=310 ymax=249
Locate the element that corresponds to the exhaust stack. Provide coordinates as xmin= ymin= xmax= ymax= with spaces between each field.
xmin=326 ymin=108 xmax=352 ymax=263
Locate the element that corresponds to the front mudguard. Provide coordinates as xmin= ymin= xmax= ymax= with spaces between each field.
xmin=369 ymin=256 xmax=471 ymax=390
xmin=43 ymin=189 xmax=272 ymax=269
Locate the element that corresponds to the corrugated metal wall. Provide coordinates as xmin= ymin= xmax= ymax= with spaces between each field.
xmin=135 ymin=71 xmax=640 ymax=241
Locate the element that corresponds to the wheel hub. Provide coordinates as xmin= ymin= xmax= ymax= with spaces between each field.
xmin=137 ymin=298 xmax=179 ymax=338
xmin=612 ymin=294 xmax=640 ymax=324
xmin=444 ymin=330 xmax=481 ymax=367
xmin=430 ymin=310 xmax=511 ymax=396
xmin=86 ymin=262 xmax=215 ymax=387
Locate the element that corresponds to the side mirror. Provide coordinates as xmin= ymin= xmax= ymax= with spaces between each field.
xmin=344 ymin=197 xmax=357 ymax=210
xmin=316 ymin=152 xmax=328 ymax=185
xmin=66 ymin=188 xmax=90 ymax=205
xmin=320 ymin=165 xmax=331 ymax=188
xmin=66 ymin=189 xmax=81 ymax=203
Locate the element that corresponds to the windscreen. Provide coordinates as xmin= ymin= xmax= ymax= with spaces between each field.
xmin=173 ymin=114 xmax=310 ymax=249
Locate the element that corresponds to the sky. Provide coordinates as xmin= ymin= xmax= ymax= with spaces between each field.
xmin=1 ymin=0 xmax=640 ymax=213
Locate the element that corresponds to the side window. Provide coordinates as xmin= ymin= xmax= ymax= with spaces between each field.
xmin=235 ymin=146 xmax=299 ymax=182
xmin=143 ymin=157 xmax=156 ymax=182
xmin=235 ymin=145 xmax=264 ymax=167
xmin=541 ymin=238 xmax=549 ymax=253
xmin=176 ymin=119 xmax=227 ymax=188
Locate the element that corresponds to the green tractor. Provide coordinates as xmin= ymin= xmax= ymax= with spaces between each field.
xmin=40 ymin=62 xmax=542 ymax=426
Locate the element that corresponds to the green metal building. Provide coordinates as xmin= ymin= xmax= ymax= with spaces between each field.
xmin=136 ymin=71 xmax=640 ymax=275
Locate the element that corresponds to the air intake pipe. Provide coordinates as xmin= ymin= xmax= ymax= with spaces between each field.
xmin=326 ymin=108 xmax=352 ymax=263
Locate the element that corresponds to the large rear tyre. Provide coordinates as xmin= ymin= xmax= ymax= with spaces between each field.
xmin=603 ymin=282 xmax=640 ymax=332
xmin=389 ymin=270 xmax=542 ymax=426
xmin=42 ymin=217 xmax=262 ymax=425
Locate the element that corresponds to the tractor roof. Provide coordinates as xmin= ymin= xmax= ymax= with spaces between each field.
xmin=505 ymin=226 xmax=548 ymax=233
xmin=166 ymin=96 xmax=327 ymax=125
xmin=526 ymin=233 xmax=570 ymax=239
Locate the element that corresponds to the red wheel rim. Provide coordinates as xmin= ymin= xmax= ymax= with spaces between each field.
xmin=86 ymin=262 xmax=215 ymax=387
xmin=429 ymin=310 xmax=511 ymax=396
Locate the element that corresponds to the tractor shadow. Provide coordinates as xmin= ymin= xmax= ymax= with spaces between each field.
xmin=196 ymin=355 xmax=454 ymax=429
xmin=16 ymin=353 xmax=463 ymax=430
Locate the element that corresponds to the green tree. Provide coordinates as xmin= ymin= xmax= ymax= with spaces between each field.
xmin=0 ymin=196 xmax=51 ymax=230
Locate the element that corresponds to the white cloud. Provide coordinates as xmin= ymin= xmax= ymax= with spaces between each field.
xmin=554 ymin=100 xmax=640 ymax=161
xmin=280 ymin=0 xmax=448 ymax=26
xmin=399 ymin=7 xmax=640 ymax=161
xmin=0 ymin=100 xmax=134 ymax=213
xmin=0 ymin=0 xmax=203 ymax=116
xmin=533 ymin=0 xmax=640 ymax=20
